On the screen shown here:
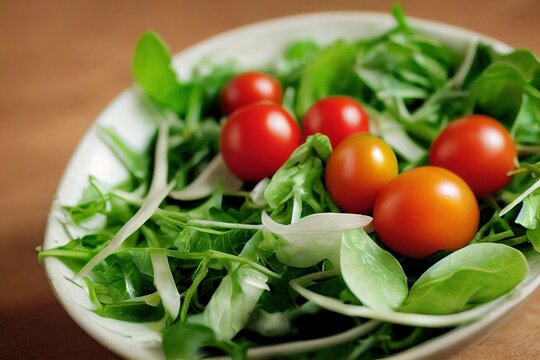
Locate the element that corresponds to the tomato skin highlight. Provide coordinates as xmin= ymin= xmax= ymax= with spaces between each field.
xmin=220 ymin=103 xmax=301 ymax=182
xmin=429 ymin=114 xmax=516 ymax=197
xmin=220 ymin=72 xmax=283 ymax=114
xmin=302 ymin=96 xmax=370 ymax=148
xmin=373 ymin=166 xmax=480 ymax=258
xmin=325 ymin=134 xmax=398 ymax=214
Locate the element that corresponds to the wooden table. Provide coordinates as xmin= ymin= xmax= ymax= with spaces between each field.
xmin=1 ymin=0 xmax=539 ymax=358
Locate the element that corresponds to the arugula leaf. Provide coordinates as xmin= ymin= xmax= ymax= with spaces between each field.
xmin=169 ymin=119 xmax=221 ymax=189
xmin=98 ymin=127 xmax=150 ymax=182
xmin=63 ymin=178 xmax=107 ymax=224
xmin=95 ymin=301 xmax=164 ymax=322
xmin=38 ymin=233 xmax=108 ymax=272
xmin=174 ymin=228 xmax=253 ymax=255
xmin=189 ymin=265 xmax=268 ymax=341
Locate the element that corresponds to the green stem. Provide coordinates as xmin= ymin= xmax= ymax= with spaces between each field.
xmin=517 ymin=144 xmax=540 ymax=156
xmin=38 ymin=249 xmax=94 ymax=261
xmin=347 ymin=336 xmax=378 ymax=360
xmin=156 ymin=249 xmax=281 ymax=279
xmin=500 ymin=235 xmax=530 ymax=247
xmin=180 ymin=258 xmax=209 ymax=322
xmin=489 ymin=230 xmax=515 ymax=242
xmin=386 ymin=327 xmax=424 ymax=350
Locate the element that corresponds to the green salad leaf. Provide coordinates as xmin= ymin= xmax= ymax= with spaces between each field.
xmin=340 ymin=229 xmax=408 ymax=311
xmin=295 ymin=42 xmax=361 ymax=116
xmin=264 ymin=134 xmax=336 ymax=224
xmin=133 ymin=32 xmax=185 ymax=113
xmin=400 ymin=243 xmax=528 ymax=315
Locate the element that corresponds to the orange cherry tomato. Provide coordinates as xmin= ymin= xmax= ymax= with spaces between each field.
xmin=373 ymin=166 xmax=480 ymax=258
xmin=325 ymin=134 xmax=398 ymax=214
xmin=429 ymin=114 xmax=516 ymax=197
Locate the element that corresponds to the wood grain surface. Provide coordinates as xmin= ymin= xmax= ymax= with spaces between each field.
xmin=1 ymin=0 xmax=539 ymax=359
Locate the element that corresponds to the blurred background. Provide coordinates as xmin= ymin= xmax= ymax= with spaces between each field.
xmin=1 ymin=0 xmax=539 ymax=358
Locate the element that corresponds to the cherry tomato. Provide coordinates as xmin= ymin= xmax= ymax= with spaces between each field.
xmin=220 ymin=103 xmax=301 ymax=182
xmin=429 ymin=114 xmax=516 ymax=197
xmin=373 ymin=166 xmax=480 ymax=258
xmin=220 ymin=72 xmax=283 ymax=114
xmin=302 ymin=96 xmax=370 ymax=148
xmin=325 ymin=134 xmax=398 ymax=214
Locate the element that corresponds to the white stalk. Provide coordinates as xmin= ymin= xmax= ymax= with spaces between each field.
xmin=81 ymin=115 xmax=181 ymax=320
xmin=499 ymin=179 xmax=540 ymax=217
xmin=150 ymin=252 xmax=179 ymax=320
xmin=262 ymin=211 xmax=372 ymax=268
xmin=290 ymin=270 xmax=513 ymax=328
xmin=205 ymin=320 xmax=380 ymax=360
xmin=79 ymin=181 xmax=175 ymax=275
xmin=188 ymin=219 xmax=264 ymax=231
xmin=451 ymin=38 xmax=478 ymax=89
xmin=169 ymin=154 xmax=243 ymax=201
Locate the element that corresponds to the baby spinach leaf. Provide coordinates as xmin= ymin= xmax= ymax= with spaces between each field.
xmin=278 ymin=40 xmax=321 ymax=85
xmin=163 ymin=322 xmax=245 ymax=360
xmin=470 ymin=63 xmax=526 ymax=123
xmin=132 ymin=32 xmax=184 ymax=112
xmin=163 ymin=322 xmax=217 ymax=359
xmin=512 ymin=94 xmax=540 ymax=146
xmin=494 ymin=49 xmax=540 ymax=83
xmin=471 ymin=49 xmax=540 ymax=124
xmin=340 ymin=229 xmax=407 ymax=311
xmin=295 ymin=42 xmax=361 ymax=116
xmin=400 ymin=243 xmax=528 ymax=315
xmin=528 ymin=227 xmax=540 ymax=253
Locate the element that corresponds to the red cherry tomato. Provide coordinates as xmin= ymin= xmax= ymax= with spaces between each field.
xmin=220 ymin=103 xmax=301 ymax=182
xmin=429 ymin=114 xmax=516 ymax=197
xmin=373 ymin=166 xmax=480 ymax=258
xmin=325 ymin=134 xmax=398 ymax=214
xmin=302 ymin=96 xmax=370 ymax=148
xmin=220 ymin=72 xmax=283 ymax=114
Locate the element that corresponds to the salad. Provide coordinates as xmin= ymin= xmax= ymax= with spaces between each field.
xmin=39 ymin=5 xmax=540 ymax=359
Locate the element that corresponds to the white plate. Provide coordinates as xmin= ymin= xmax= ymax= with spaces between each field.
xmin=43 ymin=12 xmax=540 ymax=360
